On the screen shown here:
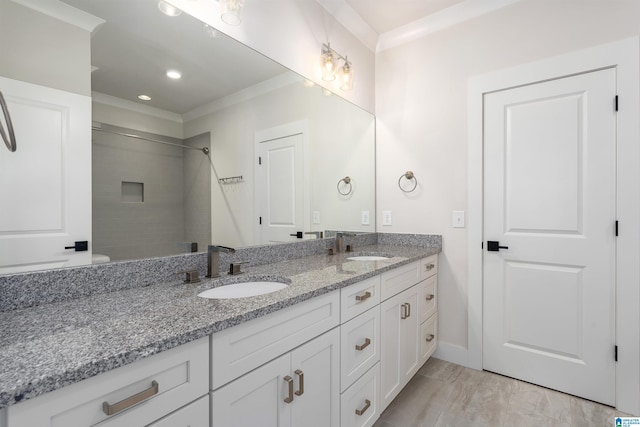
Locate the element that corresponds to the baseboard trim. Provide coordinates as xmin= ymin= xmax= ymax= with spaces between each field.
xmin=432 ymin=341 xmax=471 ymax=368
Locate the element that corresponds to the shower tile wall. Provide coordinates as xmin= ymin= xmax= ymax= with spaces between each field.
xmin=92 ymin=124 xmax=209 ymax=261
xmin=184 ymin=132 xmax=212 ymax=251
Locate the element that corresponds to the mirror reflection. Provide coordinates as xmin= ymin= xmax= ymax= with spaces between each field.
xmin=2 ymin=0 xmax=375 ymax=270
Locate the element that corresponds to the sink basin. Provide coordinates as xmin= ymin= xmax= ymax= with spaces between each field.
xmin=198 ymin=281 xmax=288 ymax=299
xmin=347 ymin=255 xmax=391 ymax=261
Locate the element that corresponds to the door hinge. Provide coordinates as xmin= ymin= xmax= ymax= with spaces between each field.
xmin=615 ymin=220 xmax=619 ymax=237
xmin=615 ymin=345 xmax=618 ymax=362
xmin=259 ymin=216 xmax=262 ymax=225
xmin=615 ymin=95 xmax=619 ymax=112
xmin=258 ymin=156 xmax=262 ymax=165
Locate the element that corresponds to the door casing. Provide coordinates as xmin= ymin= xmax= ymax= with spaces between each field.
xmin=467 ymin=37 xmax=640 ymax=415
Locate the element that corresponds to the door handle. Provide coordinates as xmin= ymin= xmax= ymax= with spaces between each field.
xmin=284 ymin=376 xmax=294 ymax=403
xmin=400 ymin=303 xmax=408 ymax=319
xmin=355 ymin=338 xmax=371 ymax=351
xmin=487 ymin=241 xmax=509 ymax=252
xmin=294 ymin=369 xmax=304 ymax=396
xmin=289 ymin=232 xmax=303 ymax=238
xmin=355 ymin=399 xmax=371 ymax=416
xmin=64 ymin=241 xmax=88 ymax=252
xmin=0 ymin=91 xmax=17 ymax=153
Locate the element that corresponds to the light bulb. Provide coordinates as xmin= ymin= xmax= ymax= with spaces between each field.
xmin=321 ymin=47 xmax=336 ymax=81
xmin=221 ymin=0 xmax=244 ymax=25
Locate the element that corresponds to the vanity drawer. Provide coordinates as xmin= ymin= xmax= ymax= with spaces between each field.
xmin=341 ymin=362 xmax=381 ymax=427
xmin=418 ymin=275 xmax=437 ymax=324
xmin=420 ymin=254 xmax=438 ymax=280
xmin=380 ymin=261 xmax=420 ymax=301
xmin=341 ymin=276 xmax=380 ymax=322
xmin=210 ymin=290 xmax=340 ymax=390
xmin=147 ymin=394 xmax=209 ymax=427
xmin=341 ymin=307 xmax=380 ymax=392
xmin=6 ymin=337 xmax=209 ymax=427
xmin=420 ymin=313 xmax=438 ymax=365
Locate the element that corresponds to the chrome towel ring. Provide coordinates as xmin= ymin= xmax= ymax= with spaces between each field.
xmin=398 ymin=171 xmax=417 ymax=193
xmin=337 ymin=176 xmax=352 ymax=195
xmin=0 ymin=91 xmax=17 ymax=152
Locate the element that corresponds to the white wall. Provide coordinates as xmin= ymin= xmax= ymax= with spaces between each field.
xmin=375 ymin=0 xmax=640 ymax=353
xmin=0 ymin=0 xmax=91 ymax=96
xmin=167 ymin=0 xmax=375 ymax=114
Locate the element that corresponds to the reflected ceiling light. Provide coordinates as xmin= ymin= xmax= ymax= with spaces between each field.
xmin=166 ymin=70 xmax=182 ymax=79
xmin=303 ymin=79 xmax=315 ymax=88
xmin=158 ymin=1 xmax=182 ymax=16
xmin=320 ymin=43 xmax=354 ymax=90
xmin=220 ymin=0 xmax=244 ymax=25
xmin=138 ymin=95 xmax=152 ymax=101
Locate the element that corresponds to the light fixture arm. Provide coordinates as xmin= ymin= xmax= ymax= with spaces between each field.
xmin=322 ymin=43 xmax=351 ymax=66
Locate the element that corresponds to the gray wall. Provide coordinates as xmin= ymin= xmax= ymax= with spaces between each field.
xmin=0 ymin=0 xmax=91 ymax=96
xmin=92 ymin=124 xmax=196 ymax=261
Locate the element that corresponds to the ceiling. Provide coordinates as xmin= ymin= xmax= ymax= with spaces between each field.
xmin=61 ymin=0 xmax=287 ymax=115
xmin=344 ymin=0 xmax=466 ymax=34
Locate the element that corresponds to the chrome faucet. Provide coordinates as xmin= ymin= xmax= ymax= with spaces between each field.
xmin=335 ymin=232 xmax=357 ymax=253
xmin=207 ymin=245 xmax=235 ymax=278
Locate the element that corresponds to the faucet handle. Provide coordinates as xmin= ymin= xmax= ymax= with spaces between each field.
xmin=229 ymin=261 xmax=249 ymax=275
xmin=179 ymin=270 xmax=201 ymax=284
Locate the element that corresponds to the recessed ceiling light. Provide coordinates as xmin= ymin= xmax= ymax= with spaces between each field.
xmin=138 ymin=95 xmax=152 ymax=101
xmin=158 ymin=1 xmax=182 ymax=17
xmin=166 ymin=70 xmax=182 ymax=79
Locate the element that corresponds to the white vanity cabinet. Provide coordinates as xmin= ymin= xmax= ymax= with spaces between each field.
xmin=380 ymin=254 xmax=438 ymax=412
xmin=210 ymin=290 xmax=341 ymax=427
xmin=211 ymin=328 xmax=340 ymax=427
xmin=3 ymin=336 xmax=209 ymax=427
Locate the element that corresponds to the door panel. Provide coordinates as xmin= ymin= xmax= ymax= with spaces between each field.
xmin=256 ymin=133 xmax=304 ymax=244
xmin=483 ymin=68 xmax=616 ymax=405
xmin=0 ymin=76 xmax=91 ymax=273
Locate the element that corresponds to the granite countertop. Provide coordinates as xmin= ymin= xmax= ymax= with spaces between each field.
xmin=0 ymin=244 xmax=438 ymax=410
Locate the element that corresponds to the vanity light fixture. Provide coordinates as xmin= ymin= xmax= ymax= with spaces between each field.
xmin=220 ymin=0 xmax=244 ymax=25
xmin=320 ymin=43 xmax=354 ymax=90
xmin=137 ymin=94 xmax=152 ymax=101
xmin=157 ymin=1 xmax=182 ymax=17
xmin=166 ymin=70 xmax=182 ymax=79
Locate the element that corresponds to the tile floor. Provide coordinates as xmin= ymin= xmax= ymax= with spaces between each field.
xmin=373 ymin=358 xmax=629 ymax=427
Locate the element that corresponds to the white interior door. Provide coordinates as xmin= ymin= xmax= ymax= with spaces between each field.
xmin=483 ymin=68 xmax=616 ymax=405
xmin=256 ymin=132 xmax=304 ymax=244
xmin=0 ymin=76 xmax=91 ymax=273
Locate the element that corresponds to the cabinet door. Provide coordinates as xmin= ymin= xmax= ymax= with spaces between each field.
xmin=211 ymin=354 xmax=291 ymax=427
xmin=290 ymin=328 xmax=340 ymax=427
xmin=380 ymin=285 xmax=419 ymax=411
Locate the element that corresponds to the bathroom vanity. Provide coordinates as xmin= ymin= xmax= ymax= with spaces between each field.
xmin=0 ymin=235 xmax=440 ymax=427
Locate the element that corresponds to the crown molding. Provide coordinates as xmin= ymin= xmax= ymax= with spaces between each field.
xmin=377 ymin=0 xmax=524 ymax=52
xmin=92 ymin=92 xmax=184 ymax=124
xmin=183 ymin=71 xmax=303 ymax=123
xmin=314 ymin=0 xmax=378 ymax=52
xmin=10 ymin=0 xmax=104 ymax=33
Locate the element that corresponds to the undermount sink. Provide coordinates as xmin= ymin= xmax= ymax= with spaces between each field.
xmin=198 ymin=281 xmax=288 ymax=299
xmin=347 ymin=255 xmax=391 ymax=261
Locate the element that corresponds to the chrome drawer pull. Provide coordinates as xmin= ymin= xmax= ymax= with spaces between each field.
xmin=425 ymin=294 xmax=434 ymax=301
xmin=406 ymin=302 xmax=411 ymax=318
xmin=102 ymin=380 xmax=159 ymax=416
xmin=295 ymin=369 xmax=304 ymax=396
xmin=425 ymin=263 xmax=435 ymax=271
xmin=355 ymin=338 xmax=371 ymax=351
xmin=426 ymin=334 xmax=435 ymax=342
xmin=355 ymin=399 xmax=371 ymax=416
xmin=355 ymin=291 xmax=372 ymax=302
xmin=284 ymin=376 xmax=294 ymax=403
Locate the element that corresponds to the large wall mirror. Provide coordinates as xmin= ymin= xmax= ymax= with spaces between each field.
xmin=1 ymin=0 xmax=375 ymax=271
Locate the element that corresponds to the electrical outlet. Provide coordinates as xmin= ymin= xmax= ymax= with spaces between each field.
xmin=453 ymin=211 xmax=465 ymax=228
xmin=361 ymin=210 xmax=370 ymax=225
xmin=313 ymin=211 xmax=320 ymax=224
xmin=382 ymin=211 xmax=392 ymax=226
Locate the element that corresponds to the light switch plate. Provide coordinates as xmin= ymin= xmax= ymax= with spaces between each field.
xmin=361 ymin=210 xmax=370 ymax=225
xmin=453 ymin=210 xmax=465 ymax=228
xmin=382 ymin=211 xmax=392 ymax=226
xmin=313 ymin=211 xmax=320 ymax=224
